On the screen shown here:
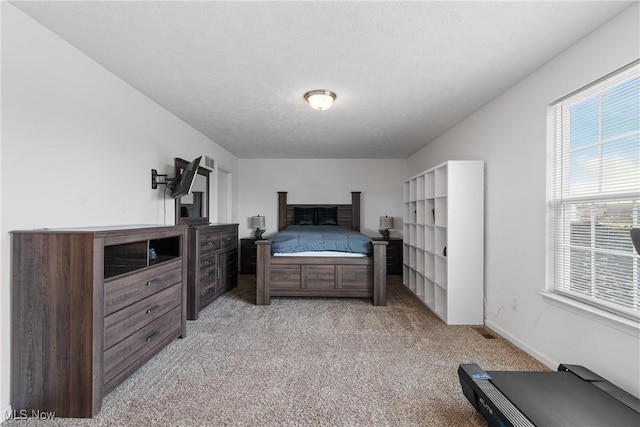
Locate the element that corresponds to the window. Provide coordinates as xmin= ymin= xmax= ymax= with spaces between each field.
xmin=548 ymin=61 xmax=640 ymax=322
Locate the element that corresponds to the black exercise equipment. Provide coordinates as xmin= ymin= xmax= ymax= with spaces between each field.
xmin=459 ymin=363 xmax=640 ymax=427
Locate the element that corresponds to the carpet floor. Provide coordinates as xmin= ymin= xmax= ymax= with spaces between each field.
xmin=7 ymin=275 xmax=547 ymax=426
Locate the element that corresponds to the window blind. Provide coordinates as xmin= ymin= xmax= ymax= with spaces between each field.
xmin=548 ymin=61 xmax=640 ymax=321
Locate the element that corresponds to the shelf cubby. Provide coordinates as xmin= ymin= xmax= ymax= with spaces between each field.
xmin=435 ymin=227 xmax=447 ymax=257
xmin=435 ymin=285 xmax=448 ymax=321
xmin=416 ymin=201 xmax=426 ymax=225
xmin=425 ymin=254 xmax=435 ymax=281
xmin=434 ymin=255 xmax=447 ymax=287
xmin=425 ymin=172 xmax=435 ymax=199
xmin=434 ymin=197 xmax=448 ymax=227
xmin=416 ymin=175 xmax=425 ymax=201
xmin=424 ymin=278 xmax=435 ymax=308
xmin=435 ymin=165 xmax=448 ymax=197
xmin=416 ymin=225 xmax=425 ymax=249
xmin=425 ymin=199 xmax=435 ymax=225
xmin=416 ymin=275 xmax=426 ymax=300
xmin=417 ymin=248 xmax=425 ymax=274
xmin=409 ymin=179 xmax=417 ymax=202
xmin=425 ymin=226 xmax=435 ymax=254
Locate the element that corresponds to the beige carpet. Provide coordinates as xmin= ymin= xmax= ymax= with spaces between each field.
xmin=7 ymin=275 xmax=547 ymax=426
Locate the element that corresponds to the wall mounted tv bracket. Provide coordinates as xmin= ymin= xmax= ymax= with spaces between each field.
xmin=151 ymin=169 xmax=176 ymax=190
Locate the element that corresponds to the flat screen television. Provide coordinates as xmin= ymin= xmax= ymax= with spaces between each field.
xmin=171 ymin=156 xmax=202 ymax=198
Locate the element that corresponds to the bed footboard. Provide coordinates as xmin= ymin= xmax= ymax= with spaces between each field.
xmin=255 ymin=240 xmax=387 ymax=306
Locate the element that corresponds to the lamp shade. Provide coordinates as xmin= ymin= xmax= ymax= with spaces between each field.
xmin=304 ymin=90 xmax=336 ymax=111
xmin=251 ymin=215 xmax=265 ymax=228
xmin=380 ymin=216 xmax=394 ymax=229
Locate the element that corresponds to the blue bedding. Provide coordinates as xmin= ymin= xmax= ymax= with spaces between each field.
xmin=270 ymin=225 xmax=372 ymax=255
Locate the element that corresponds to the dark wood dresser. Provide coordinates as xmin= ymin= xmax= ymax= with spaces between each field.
xmin=373 ymin=237 xmax=403 ymax=275
xmin=187 ymin=223 xmax=238 ymax=319
xmin=11 ymin=224 xmax=188 ymax=418
xmin=240 ymin=237 xmax=259 ymax=274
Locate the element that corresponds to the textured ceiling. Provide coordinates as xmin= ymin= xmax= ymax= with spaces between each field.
xmin=9 ymin=1 xmax=634 ymax=159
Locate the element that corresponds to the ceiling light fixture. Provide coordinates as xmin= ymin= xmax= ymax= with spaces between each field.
xmin=304 ymin=90 xmax=337 ymax=111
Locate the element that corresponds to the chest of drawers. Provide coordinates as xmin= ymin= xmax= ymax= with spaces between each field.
xmin=240 ymin=237 xmax=259 ymax=274
xmin=187 ymin=223 xmax=238 ymax=319
xmin=373 ymin=237 xmax=403 ymax=275
xmin=11 ymin=225 xmax=188 ymax=418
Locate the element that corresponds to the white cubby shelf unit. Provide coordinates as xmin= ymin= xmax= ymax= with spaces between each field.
xmin=403 ymin=160 xmax=484 ymax=325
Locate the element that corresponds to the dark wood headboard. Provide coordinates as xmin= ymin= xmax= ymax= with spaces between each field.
xmin=277 ymin=192 xmax=361 ymax=232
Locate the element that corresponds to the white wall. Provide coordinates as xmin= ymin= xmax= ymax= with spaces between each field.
xmin=0 ymin=3 xmax=238 ymax=417
xmin=408 ymin=3 xmax=640 ymax=397
xmin=238 ymin=159 xmax=406 ymax=240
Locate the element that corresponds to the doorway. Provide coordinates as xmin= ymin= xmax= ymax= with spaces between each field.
xmin=216 ymin=165 xmax=232 ymax=223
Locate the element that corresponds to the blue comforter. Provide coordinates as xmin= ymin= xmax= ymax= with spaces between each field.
xmin=270 ymin=225 xmax=372 ymax=255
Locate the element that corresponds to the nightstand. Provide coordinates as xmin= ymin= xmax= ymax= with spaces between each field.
xmin=373 ymin=237 xmax=403 ymax=275
xmin=240 ymin=237 xmax=259 ymax=274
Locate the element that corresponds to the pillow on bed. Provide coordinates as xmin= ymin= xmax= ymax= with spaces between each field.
xmin=293 ymin=207 xmax=316 ymax=225
xmin=316 ymin=206 xmax=338 ymax=226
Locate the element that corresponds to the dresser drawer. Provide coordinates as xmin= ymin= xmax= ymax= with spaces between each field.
xmin=225 ymin=248 xmax=237 ymax=266
xmin=245 ymin=252 xmax=257 ymax=264
xmin=199 ymin=273 xmax=218 ymax=300
xmin=103 ymin=305 xmax=182 ymax=386
xmin=104 ymin=283 xmax=182 ymax=350
xmin=199 ymin=231 xmax=221 ymax=255
xmin=221 ymin=229 xmax=237 ymax=249
xmin=386 ymin=246 xmax=401 ymax=256
xmin=200 ymin=261 xmax=218 ymax=286
xmin=104 ymin=258 xmax=182 ymax=315
xmin=225 ymin=249 xmax=237 ymax=278
xmin=200 ymin=252 xmax=217 ymax=270
xmin=200 ymin=286 xmax=218 ymax=306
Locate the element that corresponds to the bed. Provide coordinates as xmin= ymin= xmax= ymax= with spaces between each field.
xmin=255 ymin=192 xmax=387 ymax=306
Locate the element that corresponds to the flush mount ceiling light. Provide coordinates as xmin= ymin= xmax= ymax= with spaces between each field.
xmin=304 ymin=90 xmax=337 ymax=111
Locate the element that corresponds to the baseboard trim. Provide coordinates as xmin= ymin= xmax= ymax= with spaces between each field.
xmin=484 ymin=319 xmax=558 ymax=370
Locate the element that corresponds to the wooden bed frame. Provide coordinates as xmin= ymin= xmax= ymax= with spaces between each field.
xmin=255 ymin=192 xmax=387 ymax=306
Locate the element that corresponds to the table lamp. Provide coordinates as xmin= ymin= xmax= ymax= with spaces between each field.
xmin=379 ymin=216 xmax=393 ymax=240
xmin=251 ymin=215 xmax=266 ymax=239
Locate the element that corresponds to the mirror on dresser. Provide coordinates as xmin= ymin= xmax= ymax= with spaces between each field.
xmin=174 ymin=157 xmax=210 ymax=225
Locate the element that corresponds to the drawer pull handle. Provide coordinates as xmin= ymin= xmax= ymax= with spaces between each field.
xmin=203 ymin=272 xmax=211 ymax=278
xmin=146 ymin=278 xmax=158 ymax=286
xmin=203 ymin=260 xmax=211 ymax=265
xmin=207 ymin=241 xmax=215 ymax=246
xmin=145 ymin=331 xmax=159 ymax=342
xmin=205 ymin=287 xmax=214 ymax=293
xmin=146 ymin=305 xmax=161 ymax=314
